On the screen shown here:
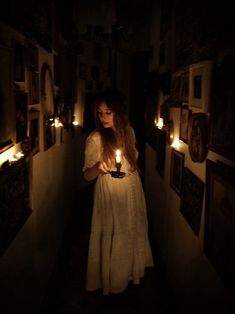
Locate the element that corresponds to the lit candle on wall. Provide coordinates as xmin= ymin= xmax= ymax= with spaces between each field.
xmin=115 ymin=149 xmax=121 ymax=164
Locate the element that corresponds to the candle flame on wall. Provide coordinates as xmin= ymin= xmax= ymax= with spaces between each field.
xmin=156 ymin=118 xmax=164 ymax=129
xmin=171 ymin=138 xmax=180 ymax=149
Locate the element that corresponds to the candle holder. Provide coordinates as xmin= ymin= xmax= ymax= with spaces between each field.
xmin=110 ymin=162 xmax=125 ymax=178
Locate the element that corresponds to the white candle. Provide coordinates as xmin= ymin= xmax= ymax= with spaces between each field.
xmin=115 ymin=149 xmax=121 ymax=164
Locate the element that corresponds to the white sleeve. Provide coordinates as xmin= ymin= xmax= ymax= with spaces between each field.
xmin=82 ymin=133 xmax=102 ymax=171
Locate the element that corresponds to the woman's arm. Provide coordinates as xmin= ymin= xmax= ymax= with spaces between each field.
xmin=84 ymin=161 xmax=109 ymax=181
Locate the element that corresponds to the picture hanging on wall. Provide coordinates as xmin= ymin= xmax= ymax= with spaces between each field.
xmin=208 ymin=52 xmax=235 ymax=160
xmin=188 ymin=60 xmax=213 ymax=112
xmin=180 ymin=105 xmax=191 ymax=143
xmin=170 ymin=148 xmax=184 ymax=196
xmin=204 ymin=159 xmax=235 ymax=297
xmin=29 ymin=109 xmax=40 ymax=155
xmin=179 ymin=70 xmax=189 ymax=102
xmin=155 ymin=127 xmax=166 ymax=179
xmin=0 ymin=45 xmax=14 ymax=152
xmin=15 ymin=92 xmax=28 ymax=143
xmin=43 ymin=115 xmax=55 ymax=151
xmin=13 ymin=42 xmax=25 ymax=82
xmin=180 ymin=167 xmax=204 ymax=236
xmin=188 ymin=112 xmax=208 ymax=163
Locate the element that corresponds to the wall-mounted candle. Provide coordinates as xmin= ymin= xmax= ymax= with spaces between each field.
xmin=115 ymin=149 xmax=121 ymax=164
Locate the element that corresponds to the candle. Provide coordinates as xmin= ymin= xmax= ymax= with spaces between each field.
xmin=115 ymin=149 xmax=121 ymax=164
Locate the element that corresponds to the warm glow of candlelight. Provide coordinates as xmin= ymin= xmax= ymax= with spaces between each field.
xmin=15 ymin=152 xmax=24 ymax=158
xmin=115 ymin=149 xmax=121 ymax=164
xmin=156 ymin=118 xmax=164 ymax=129
xmin=72 ymin=121 xmax=79 ymax=126
xmin=171 ymin=138 xmax=180 ymax=149
xmin=54 ymin=117 xmax=63 ymax=127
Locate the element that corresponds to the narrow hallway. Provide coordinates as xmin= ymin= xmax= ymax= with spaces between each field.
xmin=41 ymin=183 xmax=175 ymax=314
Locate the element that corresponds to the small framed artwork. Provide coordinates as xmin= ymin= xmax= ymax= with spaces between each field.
xmin=208 ymin=52 xmax=235 ymax=160
xmin=180 ymin=105 xmax=191 ymax=143
xmin=27 ymin=43 xmax=39 ymax=71
xmin=156 ymin=128 xmax=166 ymax=179
xmin=188 ymin=112 xmax=208 ymax=163
xmin=170 ymin=149 xmax=185 ymax=196
xmin=204 ymin=159 xmax=235 ymax=296
xmin=13 ymin=42 xmax=25 ymax=82
xmin=29 ymin=109 xmax=40 ymax=155
xmin=53 ymin=54 xmax=60 ymax=87
xmin=180 ymin=167 xmax=204 ymax=236
xmin=31 ymin=71 xmax=40 ymax=104
xmin=0 ymin=45 xmax=14 ymax=152
xmin=15 ymin=92 xmax=28 ymax=143
xmin=189 ymin=60 xmax=213 ymax=112
xmin=179 ymin=70 xmax=189 ymax=102
xmin=171 ymin=72 xmax=181 ymax=101
xmin=43 ymin=115 xmax=55 ymax=151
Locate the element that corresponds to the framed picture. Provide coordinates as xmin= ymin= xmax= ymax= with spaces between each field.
xmin=204 ymin=159 xmax=235 ymax=296
xmin=29 ymin=109 xmax=40 ymax=155
xmin=0 ymin=45 xmax=14 ymax=152
xmin=40 ymin=62 xmax=55 ymax=115
xmin=180 ymin=167 xmax=204 ymax=236
xmin=27 ymin=43 xmax=39 ymax=71
xmin=188 ymin=112 xmax=208 ymax=163
xmin=43 ymin=115 xmax=55 ymax=151
xmin=179 ymin=70 xmax=189 ymax=102
xmin=54 ymin=54 xmax=60 ymax=87
xmin=13 ymin=42 xmax=25 ymax=82
xmin=189 ymin=60 xmax=213 ymax=112
xmin=170 ymin=149 xmax=185 ymax=196
xmin=31 ymin=71 xmax=40 ymax=104
xmin=0 ymin=157 xmax=32 ymax=256
xmin=171 ymin=72 xmax=181 ymax=101
xmin=15 ymin=92 xmax=28 ymax=143
xmin=208 ymin=52 xmax=235 ymax=160
xmin=180 ymin=105 xmax=191 ymax=143
xmin=156 ymin=127 xmax=166 ymax=179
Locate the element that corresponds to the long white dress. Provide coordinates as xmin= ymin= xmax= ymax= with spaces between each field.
xmin=83 ymin=130 xmax=154 ymax=295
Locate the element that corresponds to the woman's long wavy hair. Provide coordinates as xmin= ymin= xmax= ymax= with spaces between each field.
xmin=93 ymin=89 xmax=138 ymax=171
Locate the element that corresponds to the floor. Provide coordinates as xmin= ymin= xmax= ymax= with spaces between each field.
xmin=41 ymin=183 xmax=177 ymax=314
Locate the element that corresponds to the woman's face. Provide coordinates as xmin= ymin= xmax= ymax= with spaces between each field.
xmin=97 ymin=102 xmax=114 ymax=128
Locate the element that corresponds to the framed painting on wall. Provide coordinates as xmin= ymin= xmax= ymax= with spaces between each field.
xmin=188 ymin=112 xmax=208 ymax=163
xmin=180 ymin=167 xmax=204 ymax=236
xmin=180 ymin=105 xmax=191 ymax=143
xmin=179 ymin=70 xmax=189 ymax=102
xmin=204 ymin=159 xmax=235 ymax=296
xmin=170 ymin=149 xmax=184 ymax=196
xmin=155 ymin=127 xmax=166 ymax=179
xmin=13 ymin=42 xmax=25 ymax=82
xmin=208 ymin=52 xmax=235 ymax=160
xmin=29 ymin=109 xmax=40 ymax=155
xmin=0 ymin=45 xmax=14 ymax=152
xmin=15 ymin=92 xmax=28 ymax=143
xmin=189 ymin=60 xmax=213 ymax=112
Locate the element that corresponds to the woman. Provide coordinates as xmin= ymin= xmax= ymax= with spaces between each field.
xmin=83 ymin=89 xmax=154 ymax=295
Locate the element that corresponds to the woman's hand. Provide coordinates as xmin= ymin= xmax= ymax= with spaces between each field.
xmin=97 ymin=161 xmax=109 ymax=174
xmin=84 ymin=161 xmax=109 ymax=181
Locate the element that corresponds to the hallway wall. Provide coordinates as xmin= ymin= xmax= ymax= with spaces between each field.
xmin=0 ymin=22 xmax=80 ymax=314
xmin=144 ymin=1 xmax=235 ymax=312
